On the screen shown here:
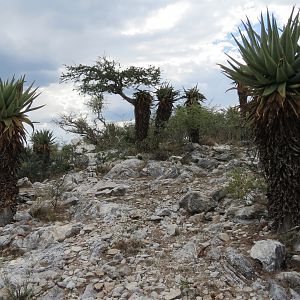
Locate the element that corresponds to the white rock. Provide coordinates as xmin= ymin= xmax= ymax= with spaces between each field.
xmin=164 ymin=288 xmax=182 ymax=300
xmin=250 ymin=239 xmax=285 ymax=272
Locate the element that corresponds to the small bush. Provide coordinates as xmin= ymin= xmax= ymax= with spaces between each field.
xmin=2 ymin=270 xmax=34 ymax=300
xmin=226 ymin=167 xmax=266 ymax=199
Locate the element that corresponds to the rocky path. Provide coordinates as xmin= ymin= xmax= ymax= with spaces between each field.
xmin=0 ymin=144 xmax=300 ymax=299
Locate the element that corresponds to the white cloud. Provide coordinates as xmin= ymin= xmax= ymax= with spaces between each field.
xmin=122 ymin=2 xmax=190 ymax=35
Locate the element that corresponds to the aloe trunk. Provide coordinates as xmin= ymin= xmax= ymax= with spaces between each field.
xmin=0 ymin=138 xmax=21 ymax=226
xmin=134 ymin=91 xmax=152 ymax=149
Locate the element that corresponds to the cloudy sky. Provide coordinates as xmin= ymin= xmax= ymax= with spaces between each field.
xmin=0 ymin=0 xmax=296 ymax=143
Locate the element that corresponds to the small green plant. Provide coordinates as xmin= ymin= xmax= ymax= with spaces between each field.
xmin=29 ymin=177 xmax=70 ymax=222
xmin=2 ymin=269 xmax=34 ymax=300
xmin=226 ymin=167 xmax=266 ymax=199
xmin=179 ymin=278 xmax=190 ymax=291
xmin=48 ymin=175 xmax=69 ymax=210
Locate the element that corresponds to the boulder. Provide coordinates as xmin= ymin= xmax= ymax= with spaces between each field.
xmin=197 ymin=158 xmax=219 ymax=170
xmin=250 ymin=240 xmax=285 ymax=272
xmin=179 ymin=191 xmax=217 ymax=214
xmin=234 ymin=204 xmax=267 ymax=221
xmin=173 ymin=240 xmax=197 ymax=262
xmin=0 ymin=234 xmax=12 ymax=248
xmin=104 ymin=159 xmax=144 ymax=179
xmin=142 ymin=160 xmax=165 ymax=177
xmin=211 ymin=188 xmax=227 ymax=202
xmin=225 ymin=247 xmax=256 ymax=280
xmin=13 ymin=211 xmax=32 ymax=221
xmin=17 ymin=177 xmax=33 ymax=188
xmin=12 ymin=223 xmax=82 ymax=252
xmin=95 ymin=181 xmax=129 ymax=197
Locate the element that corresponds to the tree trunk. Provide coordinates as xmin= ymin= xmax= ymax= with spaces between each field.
xmin=134 ymin=91 xmax=152 ymax=149
xmin=0 ymin=172 xmax=18 ymax=226
xmin=154 ymin=99 xmax=173 ymax=149
xmin=255 ymin=115 xmax=300 ymax=232
xmin=0 ymin=131 xmax=23 ymax=226
xmin=154 ymin=100 xmax=173 ymax=135
xmin=237 ymin=83 xmax=248 ymax=117
xmin=189 ymin=128 xmax=200 ymax=144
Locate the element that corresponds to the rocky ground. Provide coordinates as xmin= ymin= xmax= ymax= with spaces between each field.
xmin=0 ymin=143 xmax=300 ymax=300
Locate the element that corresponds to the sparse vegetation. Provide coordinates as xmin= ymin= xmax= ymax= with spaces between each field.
xmin=2 ymin=269 xmax=34 ymax=300
xmin=29 ymin=177 xmax=70 ymax=222
xmin=226 ymin=167 xmax=266 ymax=199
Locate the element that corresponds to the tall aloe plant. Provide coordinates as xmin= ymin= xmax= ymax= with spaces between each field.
xmin=183 ymin=86 xmax=206 ymax=144
xmin=219 ymin=8 xmax=300 ymax=231
xmin=0 ymin=76 xmax=43 ymax=226
xmin=154 ymin=83 xmax=179 ymax=136
xmin=32 ymin=129 xmax=55 ymax=164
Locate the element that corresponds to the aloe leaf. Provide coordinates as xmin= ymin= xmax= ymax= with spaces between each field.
xmin=262 ymin=84 xmax=278 ymax=96
xmin=288 ymin=71 xmax=300 ymax=83
xmin=277 ymin=82 xmax=286 ymax=98
xmin=276 ymin=66 xmax=288 ymax=83
xmin=3 ymin=118 xmax=13 ymax=128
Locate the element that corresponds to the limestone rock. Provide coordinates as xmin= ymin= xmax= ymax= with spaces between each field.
xmin=269 ymin=282 xmax=288 ymax=300
xmin=17 ymin=177 xmax=33 ymax=188
xmin=250 ymin=240 xmax=285 ymax=272
xmin=179 ymin=191 xmax=217 ymax=214
xmin=0 ymin=234 xmax=12 ymax=248
xmin=164 ymin=288 xmax=182 ymax=300
xmin=225 ymin=247 xmax=256 ymax=280
xmin=14 ymin=211 xmax=32 ymax=221
xmin=234 ymin=204 xmax=267 ymax=221
xmin=197 ymin=158 xmax=219 ymax=170
xmin=104 ymin=158 xmax=144 ymax=179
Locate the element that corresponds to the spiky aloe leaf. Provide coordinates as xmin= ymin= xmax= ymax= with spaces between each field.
xmin=0 ymin=76 xmax=43 ymax=139
xmin=219 ymin=7 xmax=300 ymax=109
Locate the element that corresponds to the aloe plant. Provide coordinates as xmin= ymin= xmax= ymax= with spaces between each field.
xmin=183 ymin=86 xmax=206 ymax=143
xmin=219 ymin=8 xmax=300 ymax=231
xmin=0 ymin=76 xmax=43 ymax=226
xmin=154 ymin=83 xmax=180 ymax=136
xmin=32 ymin=129 xmax=55 ymax=164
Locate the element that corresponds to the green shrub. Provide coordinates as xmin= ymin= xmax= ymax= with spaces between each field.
xmin=226 ymin=167 xmax=266 ymax=199
xmin=163 ymin=105 xmax=250 ymax=146
xmin=94 ymin=122 xmax=136 ymax=151
xmin=19 ymin=144 xmax=75 ymax=182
